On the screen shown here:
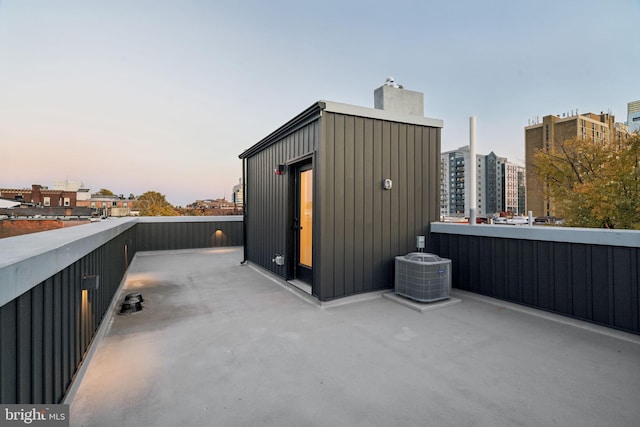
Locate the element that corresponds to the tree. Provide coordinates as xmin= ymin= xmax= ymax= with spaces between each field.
xmin=533 ymin=134 xmax=640 ymax=229
xmin=98 ymin=188 xmax=114 ymax=196
xmin=136 ymin=191 xmax=178 ymax=216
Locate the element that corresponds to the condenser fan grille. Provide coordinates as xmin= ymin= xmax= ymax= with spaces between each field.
xmin=394 ymin=252 xmax=451 ymax=302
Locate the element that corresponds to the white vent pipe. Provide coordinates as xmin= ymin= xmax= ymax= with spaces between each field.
xmin=469 ymin=116 xmax=477 ymax=225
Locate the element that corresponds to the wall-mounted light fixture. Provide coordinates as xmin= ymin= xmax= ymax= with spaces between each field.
xmin=274 ymin=164 xmax=285 ymax=175
xmin=81 ymin=275 xmax=100 ymax=291
xmin=383 ymin=179 xmax=393 ymax=190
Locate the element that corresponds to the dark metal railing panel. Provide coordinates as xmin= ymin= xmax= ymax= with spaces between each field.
xmin=431 ymin=227 xmax=640 ymax=335
xmin=0 ymin=227 xmax=137 ymax=404
xmin=0 ymin=217 xmax=241 ymax=404
xmin=135 ymin=219 xmax=243 ymax=251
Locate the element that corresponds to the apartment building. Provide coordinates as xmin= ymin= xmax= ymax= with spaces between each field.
xmin=628 ymin=100 xmax=640 ymax=133
xmin=441 ymin=147 xmax=524 ymax=218
xmin=525 ymin=111 xmax=629 ymax=216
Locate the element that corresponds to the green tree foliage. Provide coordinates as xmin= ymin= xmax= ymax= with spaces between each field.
xmin=137 ymin=191 xmax=178 ymax=216
xmin=98 ymin=188 xmax=114 ymax=196
xmin=533 ymin=134 xmax=640 ymax=229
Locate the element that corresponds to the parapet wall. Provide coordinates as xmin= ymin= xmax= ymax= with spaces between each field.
xmin=430 ymin=223 xmax=640 ymax=334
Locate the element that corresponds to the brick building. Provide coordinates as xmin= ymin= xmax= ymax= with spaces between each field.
xmin=76 ymin=196 xmax=138 ymax=217
xmin=0 ymin=185 xmax=77 ymax=207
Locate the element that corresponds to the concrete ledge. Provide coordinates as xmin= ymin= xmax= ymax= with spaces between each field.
xmin=0 ymin=217 xmax=244 ymax=307
xmin=383 ymin=292 xmax=462 ymax=313
xmin=320 ymin=289 xmax=392 ymax=309
xmin=0 ymin=218 xmax=137 ymax=306
xmin=245 ymin=262 xmax=321 ymax=307
xmin=431 ymin=221 xmax=640 ymax=248
xmin=246 ymin=261 xmax=394 ymax=308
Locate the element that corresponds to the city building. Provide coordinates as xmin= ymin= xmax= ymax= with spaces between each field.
xmin=239 ymin=82 xmax=442 ymax=300
xmin=485 ymin=152 xmax=504 ymax=216
xmin=525 ymin=111 xmax=630 ymax=217
xmin=189 ymin=198 xmax=235 ymax=210
xmin=232 ymin=178 xmax=243 ymax=207
xmin=440 ymin=146 xmax=480 ymax=217
xmin=0 ymin=183 xmax=97 ymax=237
xmin=440 ymin=147 xmax=525 ymax=218
xmin=0 ymin=184 xmax=77 ymax=207
xmin=627 ymin=100 xmax=640 ymax=133
xmin=76 ymin=195 xmax=137 ymax=217
xmin=0 ymin=183 xmax=140 ymax=217
xmin=504 ymin=162 xmax=526 ymax=214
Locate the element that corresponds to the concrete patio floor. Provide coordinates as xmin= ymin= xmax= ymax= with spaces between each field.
xmin=67 ymin=247 xmax=640 ymax=427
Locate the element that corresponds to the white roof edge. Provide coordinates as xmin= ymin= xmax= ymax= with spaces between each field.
xmin=431 ymin=222 xmax=640 ymax=248
xmin=320 ymin=100 xmax=444 ymax=128
xmin=0 ymin=200 xmax=20 ymax=208
xmin=0 ymin=216 xmax=243 ymax=307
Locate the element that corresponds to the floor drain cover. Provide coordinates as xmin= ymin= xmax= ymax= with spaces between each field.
xmin=119 ymin=293 xmax=144 ymax=314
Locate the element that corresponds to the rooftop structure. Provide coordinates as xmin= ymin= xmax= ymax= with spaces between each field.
xmin=239 ymin=85 xmax=443 ymax=301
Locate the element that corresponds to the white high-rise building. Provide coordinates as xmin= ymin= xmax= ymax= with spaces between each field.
xmin=232 ymin=178 xmax=243 ymax=207
xmin=504 ymin=162 xmax=526 ymax=215
xmin=627 ymin=100 xmax=640 ymax=133
xmin=441 ymin=147 xmax=525 ymax=218
xmin=440 ymin=146 xmax=484 ymax=217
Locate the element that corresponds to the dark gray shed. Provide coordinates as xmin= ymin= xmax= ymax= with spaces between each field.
xmin=239 ymin=88 xmax=443 ymax=301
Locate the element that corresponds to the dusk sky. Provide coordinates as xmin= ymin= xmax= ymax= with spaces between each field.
xmin=1 ymin=0 xmax=638 ymax=207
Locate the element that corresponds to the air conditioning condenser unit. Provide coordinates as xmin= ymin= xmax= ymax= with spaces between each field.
xmin=394 ymin=252 xmax=451 ymax=303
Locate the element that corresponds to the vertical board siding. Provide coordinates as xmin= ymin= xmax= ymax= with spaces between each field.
xmin=136 ymin=220 xmax=243 ymax=251
xmin=0 ymin=228 xmax=136 ymax=404
xmin=245 ymin=120 xmax=319 ymax=280
xmin=362 ymin=118 xmax=375 ymax=293
xmin=353 ymin=115 xmax=365 ymax=294
xmin=333 ymin=114 xmax=346 ymax=298
xmin=319 ymin=112 xmax=441 ymax=300
xmin=431 ymin=232 xmax=640 ymax=335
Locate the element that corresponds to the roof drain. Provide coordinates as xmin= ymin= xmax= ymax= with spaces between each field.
xmin=119 ymin=293 xmax=144 ymax=314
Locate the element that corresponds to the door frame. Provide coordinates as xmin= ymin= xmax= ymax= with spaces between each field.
xmin=286 ymin=156 xmax=314 ymax=285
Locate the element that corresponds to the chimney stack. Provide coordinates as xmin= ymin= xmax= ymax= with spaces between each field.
xmin=374 ymin=77 xmax=424 ymax=116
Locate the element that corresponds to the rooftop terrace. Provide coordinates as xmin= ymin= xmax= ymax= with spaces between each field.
xmin=66 ymin=247 xmax=640 ymax=427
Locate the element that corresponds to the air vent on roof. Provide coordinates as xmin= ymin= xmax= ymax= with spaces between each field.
xmin=119 ymin=293 xmax=144 ymax=314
